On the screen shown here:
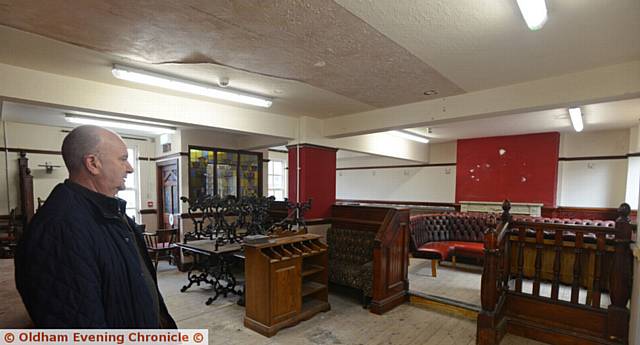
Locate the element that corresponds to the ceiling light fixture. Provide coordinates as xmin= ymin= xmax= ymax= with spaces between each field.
xmin=568 ymin=107 xmax=583 ymax=132
xmin=111 ymin=64 xmax=273 ymax=108
xmin=516 ymin=0 xmax=548 ymax=31
xmin=390 ymin=130 xmax=430 ymax=144
xmin=65 ymin=114 xmax=176 ymax=135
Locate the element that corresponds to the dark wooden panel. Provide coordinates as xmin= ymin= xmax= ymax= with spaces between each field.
xmin=506 ymin=318 xmax=612 ymax=345
xmin=559 ymin=155 xmax=627 ymax=161
xmin=370 ymin=208 xmax=409 ymax=315
xmin=270 ymin=260 xmax=301 ymax=324
xmin=336 ymin=199 xmax=456 ymax=208
xmin=336 ymin=162 xmax=455 ymax=170
xmin=541 ymin=206 xmax=636 ymax=221
xmin=505 ymin=293 xmax=607 ymax=337
xmin=336 ymin=199 xmax=460 ymax=211
xmin=18 ymin=152 xmax=34 ymax=228
xmin=331 ymin=204 xmax=393 ymax=223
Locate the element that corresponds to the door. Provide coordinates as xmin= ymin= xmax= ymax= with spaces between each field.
xmin=157 ymin=160 xmax=179 ymax=230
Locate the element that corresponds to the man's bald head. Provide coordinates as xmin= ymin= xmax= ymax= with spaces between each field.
xmin=62 ymin=125 xmax=118 ymax=174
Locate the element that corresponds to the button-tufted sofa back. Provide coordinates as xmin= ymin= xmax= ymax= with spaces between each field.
xmin=410 ymin=213 xmax=492 ymax=251
xmin=410 ymin=213 xmax=617 ymax=253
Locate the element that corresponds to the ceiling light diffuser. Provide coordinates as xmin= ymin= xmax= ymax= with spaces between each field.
xmin=112 ymin=64 xmax=273 ymax=108
xmin=65 ymin=114 xmax=176 ymax=135
xmin=516 ymin=0 xmax=548 ymax=31
xmin=390 ymin=130 xmax=430 ymax=144
xmin=568 ymin=107 xmax=583 ymax=132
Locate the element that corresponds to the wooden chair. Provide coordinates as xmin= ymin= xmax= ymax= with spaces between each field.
xmin=143 ymin=228 xmax=178 ymax=270
xmin=0 ymin=209 xmax=18 ymax=258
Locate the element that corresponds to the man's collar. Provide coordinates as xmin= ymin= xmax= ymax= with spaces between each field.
xmin=65 ymin=180 xmax=127 ymax=219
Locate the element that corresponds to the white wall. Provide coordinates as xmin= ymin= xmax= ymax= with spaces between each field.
xmin=336 ymin=142 xmax=456 ymax=202
xmin=430 ymin=141 xmax=457 ymax=164
xmin=179 ymin=128 xmax=239 ymax=151
xmin=560 ymin=129 xmax=629 ymax=157
xmin=625 ymin=157 xmax=640 ymax=209
xmin=336 ymin=165 xmax=456 ymax=202
xmin=336 ymin=131 xmax=636 ymax=209
xmin=0 ymin=121 xmax=156 ymax=218
xmin=557 ymin=159 xmax=628 ymax=208
xmin=557 ymin=129 xmax=631 ymax=208
xmin=336 ymin=155 xmax=414 ymax=169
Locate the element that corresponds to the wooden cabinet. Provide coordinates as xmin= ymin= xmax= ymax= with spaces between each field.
xmin=244 ymin=234 xmax=330 ymax=337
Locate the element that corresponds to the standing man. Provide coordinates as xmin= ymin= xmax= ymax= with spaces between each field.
xmin=15 ymin=125 xmax=176 ymax=328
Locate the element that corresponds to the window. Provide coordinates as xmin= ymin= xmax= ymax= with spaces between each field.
xmin=268 ymin=159 xmax=286 ymax=201
xmin=625 ymin=157 xmax=640 ymax=210
xmin=117 ymin=147 xmax=139 ymax=220
xmin=189 ymin=148 xmax=216 ymax=198
xmin=188 ymin=146 xmax=263 ymax=198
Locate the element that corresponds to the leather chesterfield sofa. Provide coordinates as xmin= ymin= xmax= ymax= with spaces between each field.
xmin=409 ymin=212 xmax=615 ymax=277
xmin=409 ymin=212 xmax=491 ymax=277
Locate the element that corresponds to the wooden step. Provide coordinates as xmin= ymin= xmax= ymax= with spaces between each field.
xmin=409 ymin=291 xmax=479 ymax=320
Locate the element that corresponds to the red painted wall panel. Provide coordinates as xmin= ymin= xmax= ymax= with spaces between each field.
xmin=288 ymin=145 xmax=337 ymax=219
xmin=456 ymin=132 xmax=560 ymax=207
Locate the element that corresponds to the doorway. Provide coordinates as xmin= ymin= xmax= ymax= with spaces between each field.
xmin=157 ymin=159 xmax=179 ymax=230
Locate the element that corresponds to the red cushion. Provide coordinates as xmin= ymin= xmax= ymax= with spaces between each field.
xmin=450 ymin=241 xmax=484 ymax=258
xmin=416 ymin=242 xmax=454 ymax=260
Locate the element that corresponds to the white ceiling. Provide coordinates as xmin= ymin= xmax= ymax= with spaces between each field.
xmin=410 ymin=98 xmax=640 ymax=143
xmin=0 ymin=1 xmax=639 ymax=152
xmin=337 ymin=0 xmax=640 ymax=91
xmin=0 ymin=101 xmax=266 ymax=141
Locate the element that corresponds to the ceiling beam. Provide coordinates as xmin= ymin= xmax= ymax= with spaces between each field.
xmin=288 ymin=116 xmax=429 ymax=162
xmin=323 ymin=60 xmax=640 ymax=138
xmin=0 ymin=63 xmax=299 ymax=139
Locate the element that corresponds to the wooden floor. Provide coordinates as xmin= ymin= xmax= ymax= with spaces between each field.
xmin=409 ymin=258 xmax=483 ymax=307
xmin=1 ymin=258 xmax=545 ymax=344
xmin=0 ymin=259 xmax=32 ymax=328
xmin=408 ymin=257 xmax=611 ymax=309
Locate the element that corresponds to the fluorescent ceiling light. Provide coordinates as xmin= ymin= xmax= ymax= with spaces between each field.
xmin=112 ymin=64 xmax=272 ymax=108
xmin=516 ymin=0 xmax=548 ymax=31
xmin=65 ymin=114 xmax=176 ymax=135
xmin=568 ymin=107 xmax=583 ymax=132
xmin=390 ymin=130 xmax=430 ymax=144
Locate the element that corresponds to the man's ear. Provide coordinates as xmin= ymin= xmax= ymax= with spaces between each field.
xmin=84 ymin=154 xmax=101 ymax=176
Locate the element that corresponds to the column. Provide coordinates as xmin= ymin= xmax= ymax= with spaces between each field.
xmin=287 ymin=144 xmax=337 ymax=219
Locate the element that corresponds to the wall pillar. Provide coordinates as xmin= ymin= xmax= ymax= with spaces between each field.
xmin=287 ymin=144 xmax=337 ymax=219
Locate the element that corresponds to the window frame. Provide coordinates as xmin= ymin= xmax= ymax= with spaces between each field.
xmin=267 ymin=158 xmax=287 ymax=201
xmin=118 ymin=146 xmax=140 ymax=220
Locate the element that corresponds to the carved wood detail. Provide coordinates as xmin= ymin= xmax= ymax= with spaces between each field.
xmin=477 ymin=200 xmax=635 ymax=345
xmin=331 ymin=205 xmax=410 ymax=315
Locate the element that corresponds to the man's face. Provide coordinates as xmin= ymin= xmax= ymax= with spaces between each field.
xmin=95 ymin=134 xmax=134 ymax=197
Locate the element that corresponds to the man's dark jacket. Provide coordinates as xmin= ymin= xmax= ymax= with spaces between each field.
xmin=15 ymin=180 xmax=177 ymax=328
